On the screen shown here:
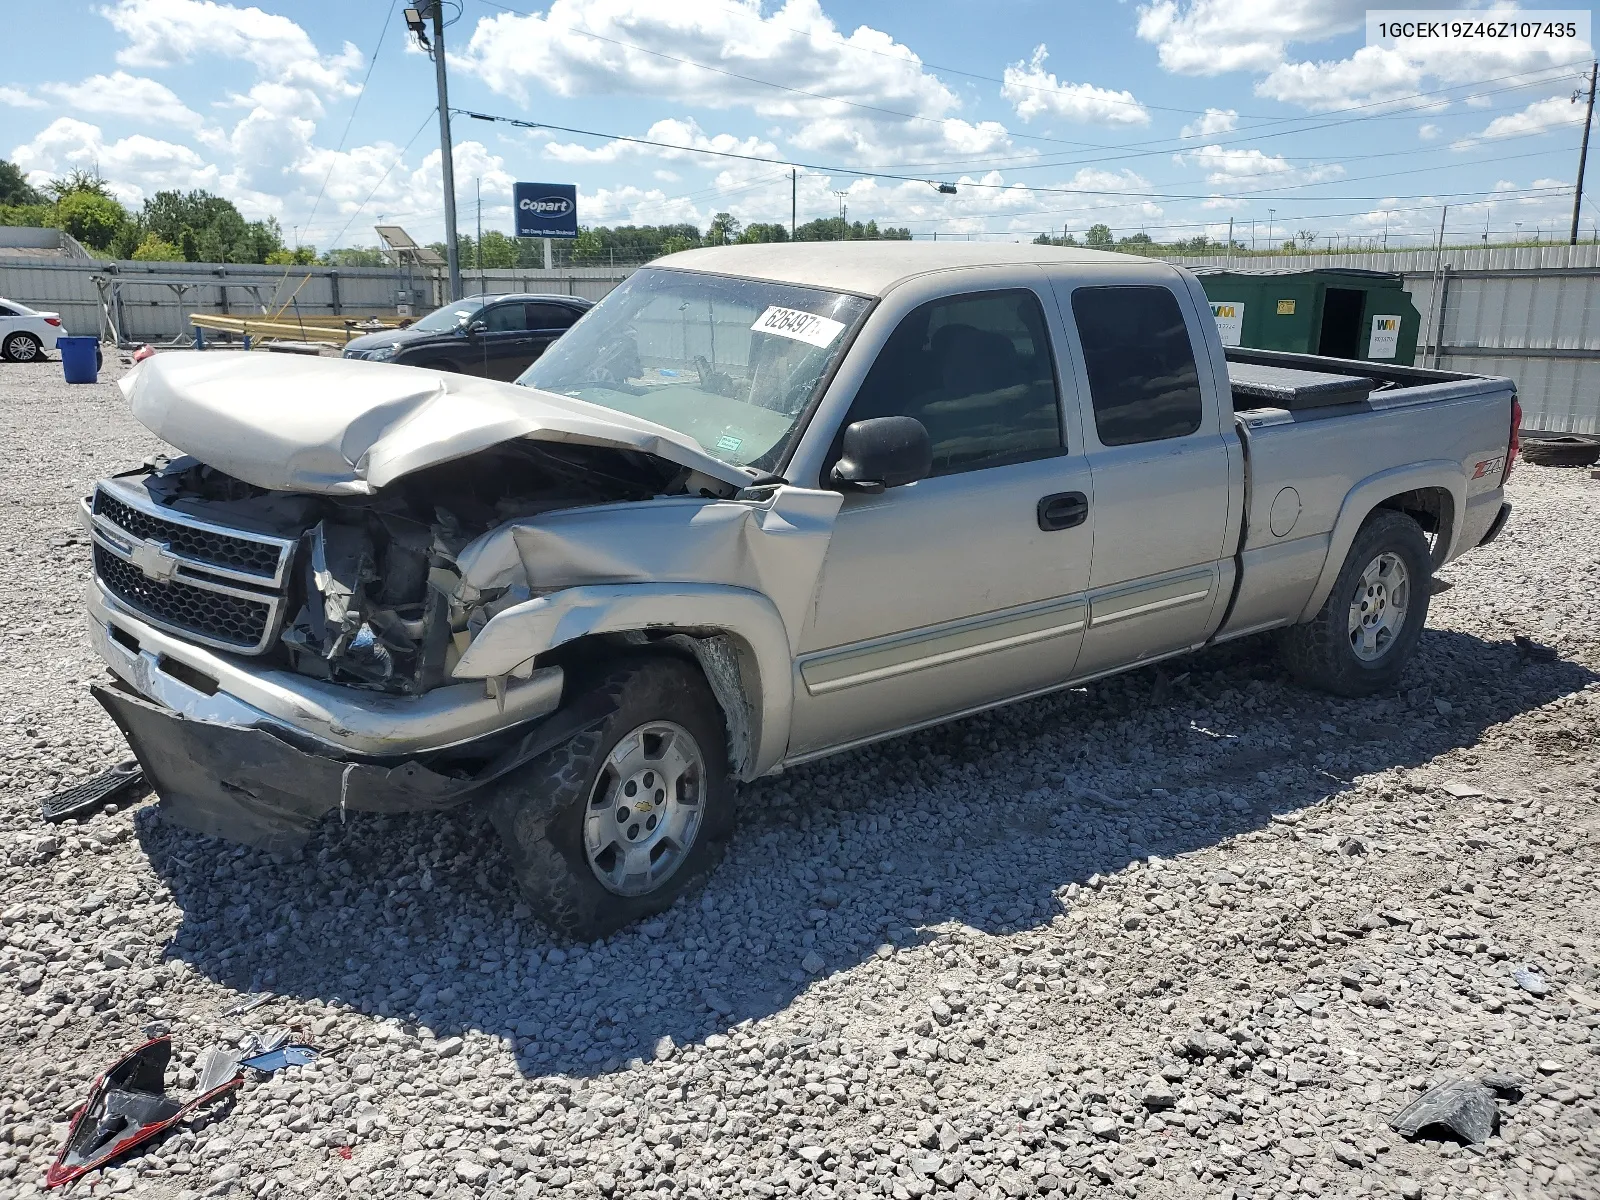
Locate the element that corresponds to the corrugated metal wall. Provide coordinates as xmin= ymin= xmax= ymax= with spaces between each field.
xmin=7 ymin=248 xmax=1596 ymax=431
xmin=0 ymin=258 xmax=637 ymax=347
xmin=1164 ymin=246 xmax=1600 ymax=433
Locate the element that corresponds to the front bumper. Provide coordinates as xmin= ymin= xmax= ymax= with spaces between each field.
xmin=95 ymin=684 xmax=616 ymax=854
xmin=88 ymin=578 xmax=563 ymax=758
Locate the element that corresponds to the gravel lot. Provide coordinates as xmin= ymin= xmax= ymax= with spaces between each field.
xmin=0 ymin=355 xmax=1596 ymax=1200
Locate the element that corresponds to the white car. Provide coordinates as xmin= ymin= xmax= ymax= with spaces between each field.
xmin=0 ymin=297 xmax=66 ymax=362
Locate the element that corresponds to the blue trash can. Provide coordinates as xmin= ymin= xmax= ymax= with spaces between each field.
xmin=57 ymin=336 xmax=100 ymax=384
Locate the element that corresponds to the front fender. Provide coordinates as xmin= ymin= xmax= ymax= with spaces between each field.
xmin=452 ymin=583 xmax=794 ymax=778
xmin=1296 ymin=459 xmax=1465 ymax=623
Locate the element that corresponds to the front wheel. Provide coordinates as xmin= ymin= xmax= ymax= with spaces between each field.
xmin=489 ymin=657 xmax=735 ymax=940
xmin=1279 ymin=509 xmax=1433 ymax=697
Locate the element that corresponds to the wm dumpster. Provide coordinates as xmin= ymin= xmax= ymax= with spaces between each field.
xmin=1194 ymin=267 xmax=1421 ymax=366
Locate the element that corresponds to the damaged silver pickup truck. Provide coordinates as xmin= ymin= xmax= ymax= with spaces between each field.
xmin=85 ymin=243 xmax=1521 ymax=938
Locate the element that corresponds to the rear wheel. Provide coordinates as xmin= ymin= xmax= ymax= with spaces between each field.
xmin=3 ymin=333 xmax=41 ymax=362
xmin=489 ymin=657 xmax=735 ymax=940
xmin=1279 ymin=509 xmax=1432 ymax=697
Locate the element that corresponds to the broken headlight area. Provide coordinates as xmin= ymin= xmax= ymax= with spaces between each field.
xmin=104 ymin=442 xmax=691 ymax=694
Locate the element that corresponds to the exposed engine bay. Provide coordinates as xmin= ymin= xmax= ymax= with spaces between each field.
xmin=93 ymin=441 xmax=707 ymax=694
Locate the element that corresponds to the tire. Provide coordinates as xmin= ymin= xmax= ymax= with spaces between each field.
xmin=1279 ymin=509 xmax=1433 ymax=698
xmin=3 ymin=333 xmax=41 ymax=363
xmin=1521 ymin=435 xmax=1600 ymax=468
xmin=489 ymin=657 xmax=735 ymax=941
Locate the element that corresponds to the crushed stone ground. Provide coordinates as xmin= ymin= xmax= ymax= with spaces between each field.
xmin=0 ymin=356 xmax=1595 ymax=1200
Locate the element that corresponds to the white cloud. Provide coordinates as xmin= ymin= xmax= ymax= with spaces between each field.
xmin=1001 ymin=46 xmax=1151 ymax=127
xmin=1254 ymin=29 xmax=1587 ymax=112
xmin=1175 ymin=144 xmax=1345 ymax=189
xmin=455 ymin=0 xmax=1012 ymax=163
xmin=1452 ymin=95 xmax=1588 ymax=148
xmin=38 ymin=72 xmax=203 ymax=130
xmin=544 ymin=119 xmax=779 ymax=165
xmin=0 ymin=87 xmax=45 ymax=109
xmin=1136 ymin=0 xmax=1368 ymax=76
xmin=10 ymin=117 xmax=219 ymax=204
xmin=1180 ymin=108 xmax=1238 ymax=138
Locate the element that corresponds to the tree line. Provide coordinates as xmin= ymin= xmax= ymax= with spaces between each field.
xmin=1 ymin=160 xmax=313 ymax=264
xmin=2 ymin=162 xmax=914 ymax=269
xmin=432 ymin=211 xmax=912 ymax=271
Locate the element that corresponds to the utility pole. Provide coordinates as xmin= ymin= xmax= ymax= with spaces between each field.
xmin=407 ymin=3 xmax=462 ymax=300
xmin=791 ymin=168 xmax=796 ymax=241
xmin=1423 ymin=205 xmax=1449 ymax=367
xmin=1571 ymin=60 xmax=1596 ymax=244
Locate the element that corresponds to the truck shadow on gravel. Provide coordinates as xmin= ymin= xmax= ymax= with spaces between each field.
xmin=137 ymin=627 xmax=1593 ymax=1080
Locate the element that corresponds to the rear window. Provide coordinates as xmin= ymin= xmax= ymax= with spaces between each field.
xmin=1071 ymin=286 xmax=1203 ymax=446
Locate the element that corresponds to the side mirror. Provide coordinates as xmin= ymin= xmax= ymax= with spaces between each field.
xmin=830 ymin=416 xmax=932 ymax=494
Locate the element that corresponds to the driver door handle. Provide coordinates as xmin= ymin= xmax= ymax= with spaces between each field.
xmin=1037 ymin=491 xmax=1089 ymax=531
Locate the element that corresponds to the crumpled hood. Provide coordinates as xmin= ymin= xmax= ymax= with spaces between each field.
xmin=120 ymin=352 xmax=753 ymax=494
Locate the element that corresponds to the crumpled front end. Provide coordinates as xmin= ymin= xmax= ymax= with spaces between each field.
xmin=94 ymin=683 xmax=616 ymax=855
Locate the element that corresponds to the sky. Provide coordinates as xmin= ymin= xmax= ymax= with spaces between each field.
xmin=2 ymin=0 xmax=1597 ymax=252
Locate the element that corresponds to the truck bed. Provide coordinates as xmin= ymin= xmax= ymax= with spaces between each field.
xmin=1225 ymin=346 xmax=1479 ymax=414
xmin=1216 ymin=346 xmax=1517 ymax=641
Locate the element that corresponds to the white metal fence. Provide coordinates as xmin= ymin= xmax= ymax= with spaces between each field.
xmin=0 ymin=257 xmax=637 ymax=348
xmin=1163 ymin=245 xmax=1600 ymax=433
xmin=6 ymin=246 xmax=1598 ymax=432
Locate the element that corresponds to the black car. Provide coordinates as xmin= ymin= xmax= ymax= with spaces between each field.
xmin=342 ymin=293 xmax=593 ymax=380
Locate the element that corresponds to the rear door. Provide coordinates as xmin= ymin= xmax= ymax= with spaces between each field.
xmin=524 ymin=302 xmax=581 ymax=370
xmin=788 ymin=278 xmax=1095 ymax=756
xmin=1049 ymin=272 xmax=1235 ymax=676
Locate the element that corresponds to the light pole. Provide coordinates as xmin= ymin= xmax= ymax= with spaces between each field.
xmin=405 ymin=4 xmax=461 ymax=300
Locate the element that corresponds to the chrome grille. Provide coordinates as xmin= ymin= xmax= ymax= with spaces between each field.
xmin=94 ymin=545 xmax=272 ymax=650
xmin=93 ymin=490 xmax=283 ymax=578
xmin=89 ymin=482 xmax=296 ymax=654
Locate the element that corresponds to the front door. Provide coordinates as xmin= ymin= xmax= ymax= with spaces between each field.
xmin=471 ymin=301 xmax=536 ymax=380
xmin=1053 ymin=280 xmax=1233 ymax=677
xmin=789 ymin=286 xmax=1094 ymax=756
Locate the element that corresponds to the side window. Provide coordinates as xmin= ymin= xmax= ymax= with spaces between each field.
xmin=844 ymin=289 xmax=1062 ymax=476
xmin=481 ymin=303 xmax=528 ymax=332
xmin=1070 ymin=286 xmax=1203 ymax=446
xmin=526 ymin=303 xmax=578 ymax=330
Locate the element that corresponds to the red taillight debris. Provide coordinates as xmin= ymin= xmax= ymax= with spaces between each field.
xmin=1504 ymin=395 xmax=1522 ymax=483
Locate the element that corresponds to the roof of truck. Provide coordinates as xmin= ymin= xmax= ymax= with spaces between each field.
xmin=652 ymin=242 xmax=1152 ymax=297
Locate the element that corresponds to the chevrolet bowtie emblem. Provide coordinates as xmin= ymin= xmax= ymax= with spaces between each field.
xmin=130 ymin=539 xmax=179 ymax=582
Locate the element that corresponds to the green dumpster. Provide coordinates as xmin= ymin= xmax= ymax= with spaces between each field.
xmin=1194 ymin=267 xmax=1421 ymax=366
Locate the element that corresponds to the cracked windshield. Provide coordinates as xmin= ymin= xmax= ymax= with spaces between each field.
xmin=516 ymin=268 xmax=872 ymax=470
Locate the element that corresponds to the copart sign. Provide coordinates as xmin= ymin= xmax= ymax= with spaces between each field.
xmin=513 ymin=182 xmax=578 ymax=239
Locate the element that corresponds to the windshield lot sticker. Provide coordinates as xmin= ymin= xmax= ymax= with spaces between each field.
xmin=750 ymin=306 xmax=846 ymax=349
xmin=716 ymin=434 xmax=743 ymax=453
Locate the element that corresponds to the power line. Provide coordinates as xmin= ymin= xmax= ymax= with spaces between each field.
xmin=326 ymin=108 xmax=438 ymax=250
xmin=459 ymin=106 xmax=1574 ymax=205
xmin=303 ymin=0 xmax=399 ymax=242
xmin=470 ymin=0 xmax=1588 ymax=157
